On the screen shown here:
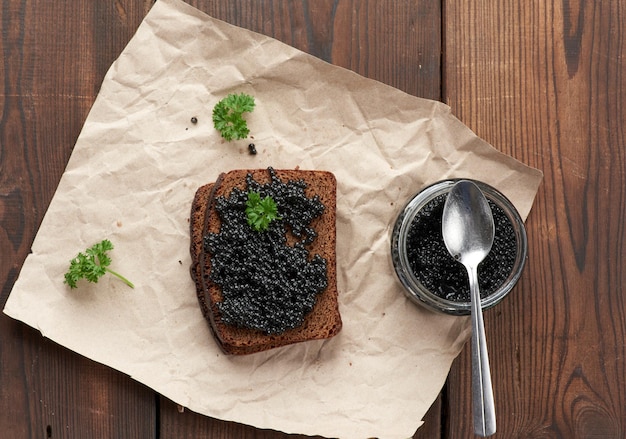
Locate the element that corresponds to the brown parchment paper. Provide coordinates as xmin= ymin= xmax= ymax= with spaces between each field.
xmin=4 ymin=0 xmax=543 ymax=437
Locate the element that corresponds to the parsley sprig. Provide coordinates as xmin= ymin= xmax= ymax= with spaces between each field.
xmin=212 ymin=92 xmax=256 ymax=141
xmin=64 ymin=239 xmax=134 ymax=289
xmin=245 ymin=191 xmax=281 ymax=232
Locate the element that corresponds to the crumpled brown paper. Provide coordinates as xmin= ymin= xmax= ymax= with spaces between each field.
xmin=4 ymin=0 xmax=543 ymax=437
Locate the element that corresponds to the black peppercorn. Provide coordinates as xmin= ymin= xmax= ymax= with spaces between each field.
xmin=248 ymin=143 xmax=257 ymax=155
xmin=191 ymin=117 xmax=198 ymax=124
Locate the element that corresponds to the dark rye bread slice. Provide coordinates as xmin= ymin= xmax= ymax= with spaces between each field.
xmin=189 ymin=169 xmax=341 ymax=355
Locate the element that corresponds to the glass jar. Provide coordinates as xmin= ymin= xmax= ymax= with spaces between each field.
xmin=391 ymin=179 xmax=528 ymax=315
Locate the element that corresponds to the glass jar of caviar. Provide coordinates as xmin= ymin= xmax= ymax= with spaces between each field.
xmin=391 ymin=179 xmax=527 ymax=315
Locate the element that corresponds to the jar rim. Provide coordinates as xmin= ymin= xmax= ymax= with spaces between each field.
xmin=391 ymin=179 xmax=528 ymax=315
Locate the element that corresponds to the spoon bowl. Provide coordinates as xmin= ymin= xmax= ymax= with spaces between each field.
xmin=442 ymin=180 xmax=496 ymax=437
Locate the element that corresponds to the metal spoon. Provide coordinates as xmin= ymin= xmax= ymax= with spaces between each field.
xmin=442 ymin=180 xmax=496 ymax=437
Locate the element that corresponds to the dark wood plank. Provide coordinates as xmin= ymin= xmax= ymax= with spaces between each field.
xmin=415 ymin=393 xmax=443 ymax=439
xmin=159 ymin=397 xmax=325 ymax=439
xmin=160 ymin=393 xmax=442 ymax=439
xmin=444 ymin=0 xmax=626 ymax=436
xmin=2 ymin=0 xmax=444 ymax=437
xmin=195 ymin=0 xmax=441 ymax=100
xmin=0 ymin=0 xmax=157 ymax=436
xmin=160 ymin=1 xmax=444 ymax=438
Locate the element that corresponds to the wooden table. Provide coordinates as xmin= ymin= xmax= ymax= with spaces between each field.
xmin=1 ymin=1 xmax=624 ymax=437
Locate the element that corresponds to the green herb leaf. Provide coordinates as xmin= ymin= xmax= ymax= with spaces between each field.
xmin=245 ymin=191 xmax=281 ymax=232
xmin=212 ymin=92 xmax=256 ymax=141
xmin=64 ymin=239 xmax=134 ymax=289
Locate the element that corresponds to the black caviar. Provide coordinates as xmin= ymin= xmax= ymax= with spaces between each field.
xmin=204 ymin=168 xmax=327 ymax=335
xmin=406 ymin=194 xmax=517 ymax=302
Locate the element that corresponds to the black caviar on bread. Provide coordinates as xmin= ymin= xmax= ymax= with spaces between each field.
xmin=189 ymin=167 xmax=341 ymax=355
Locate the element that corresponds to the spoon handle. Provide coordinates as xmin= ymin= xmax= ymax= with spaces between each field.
xmin=468 ymin=265 xmax=497 ymax=436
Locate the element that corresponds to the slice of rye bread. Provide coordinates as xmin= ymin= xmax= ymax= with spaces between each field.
xmin=189 ymin=169 xmax=341 ymax=355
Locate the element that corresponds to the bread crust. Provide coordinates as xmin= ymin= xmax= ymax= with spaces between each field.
xmin=190 ymin=168 xmax=341 ymax=355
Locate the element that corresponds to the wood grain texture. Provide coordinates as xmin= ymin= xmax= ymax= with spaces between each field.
xmin=0 ymin=0 xmax=157 ymax=437
xmin=159 ymin=393 xmax=443 ymax=439
xmin=159 ymin=397 xmax=325 ymax=439
xmin=10 ymin=0 xmax=624 ymax=437
xmin=444 ymin=0 xmax=626 ymax=437
xmin=195 ymin=0 xmax=442 ymax=100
